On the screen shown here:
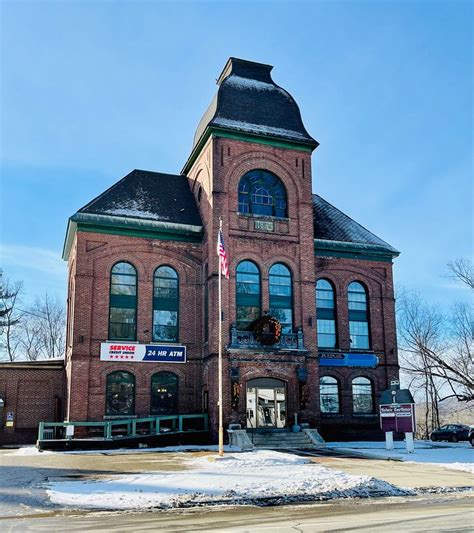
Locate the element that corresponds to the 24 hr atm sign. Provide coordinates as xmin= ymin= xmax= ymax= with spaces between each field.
xmin=100 ymin=342 xmax=186 ymax=363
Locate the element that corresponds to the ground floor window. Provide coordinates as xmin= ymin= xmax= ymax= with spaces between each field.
xmin=352 ymin=376 xmax=374 ymax=413
xmin=106 ymin=371 xmax=135 ymax=416
xmin=320 ymin=376 xmax=340 ymax=413
xmin=150 ymin=372 xmax=178 ymax=415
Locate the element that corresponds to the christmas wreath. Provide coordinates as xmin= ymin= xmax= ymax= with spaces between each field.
xmin=251 ymin=315 xmax=282 ymax=346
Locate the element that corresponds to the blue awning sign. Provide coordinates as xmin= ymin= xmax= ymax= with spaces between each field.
xmin=319 ymin=353 xmax=378 ymax=368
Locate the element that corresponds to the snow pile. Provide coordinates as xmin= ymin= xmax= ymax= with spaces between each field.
xmin=6 ymin=446 xmax=52 ymax=456
xmin=5 ymin=444 xmax=241 ymax=456
xmin=433 ymin=462 xmax=474 ymax=475
xmin=46 ymin=450 xmax=410 ymax=510
xmin=328 ymin=441 xmax=474 ymax=473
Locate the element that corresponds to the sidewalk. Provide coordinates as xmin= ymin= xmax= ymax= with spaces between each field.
xmin=1 ymin=446 xmax=472 ymax=515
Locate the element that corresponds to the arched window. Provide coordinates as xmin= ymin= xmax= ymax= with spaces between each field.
xmin=236 ymin=260 xmax=261 ymax=330
xmin=106 ymin=371 xmax=135 ymax=416
xmin=320 ymin=376 xmax=340 ymax=414
xmin=238 ymin=170 xmax=288 ymax=218
xmin=352 ymin=377 xmax=374 ymax=413
xmin=348 ymin=281 xmax=370 ymax=349
xmin=269 ymin=263 xmax=293 ymax=333
xmin=153 ymin=266 xmax=179 ymax=342
xmin=316 ymin=279 xmax=337 ymax=349
xmin=109 ymin=262 xmax=137 ymax=341
xmin=151 ymin=372 xmax=178 ymax=415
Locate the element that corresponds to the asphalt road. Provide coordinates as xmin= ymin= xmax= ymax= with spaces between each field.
xmin=1 ymin=493 xmax=473 ymax=532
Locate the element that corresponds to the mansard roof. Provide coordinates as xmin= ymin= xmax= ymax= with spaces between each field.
xmin=313 ymin=194 xmax=399 ymax=257
xmin=191 ymin=58 xmax=318 ymax=153
xmin=63 ymin=167 xmax=398 ymax=260
xmin=62 ymin=170 xmax=204 ymax=259
xmin=78 ymin=169 xmax=203 ymax=227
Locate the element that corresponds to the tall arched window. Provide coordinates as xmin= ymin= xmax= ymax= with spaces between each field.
xmin=153 ymin=266 xmax=179 ymax=342
xmin=106 ymin=371 xmax=135 ymax=416
xmin=151 ymin=372 xmax=178 ymax=415
xmin=236 ymin=260 xmax=261 ymax=330
xmin=352 ymin=377 xmax=374 ymax=413
xmin=109 ymin=262 xmax=137 ymax=341
xmin=269 ymin=263 xmax=293 ymax=333
xmin=316 ymin=279 xmax=337 ymax=349
xmin=320 ymin=376 xmax=340 ymax=414
xmin=348 ymin=281 xmax=370 ymax=349
xmin=238 ymin=169 xmax=287 ymax=218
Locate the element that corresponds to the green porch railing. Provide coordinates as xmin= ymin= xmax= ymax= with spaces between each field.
xmin=38 ymin=413 xmax=209 ymax=441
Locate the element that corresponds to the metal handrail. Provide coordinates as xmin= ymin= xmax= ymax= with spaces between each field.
xmin=38 ymin=413 xmax=209 ymax=442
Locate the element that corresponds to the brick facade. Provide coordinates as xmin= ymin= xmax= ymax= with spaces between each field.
xmin=62 ymin=134 xmax=399 ymax=441
xmin=0 ymin=361 xmax=65 ymax=445
xmin=0 ymin=59 xmax=399 ymax=445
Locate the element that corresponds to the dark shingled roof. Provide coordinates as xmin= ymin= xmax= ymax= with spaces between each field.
xmin=313 ymin=194 xmax=399 ymax=254
xmin=78 ymin=170 xmax=203 ymax=227
xmin=192 ymin=58 xmax=318 ymax=150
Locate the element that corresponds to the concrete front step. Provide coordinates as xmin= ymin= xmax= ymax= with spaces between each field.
xmin=252 ymin=437 xmax=313 ymax=443
xmin=248 ymin=430 xmax=316 ymax=449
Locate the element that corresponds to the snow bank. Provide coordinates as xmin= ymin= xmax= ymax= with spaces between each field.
xmin=327 ymin=441 xmax=473 ymax=473
xmin=5 ymin=444 xmax=241 ymax=456
xmin=5 ymin=446 xmax=52 ymax=456
xmin=46 ymin=450 xmax=409 ymax=510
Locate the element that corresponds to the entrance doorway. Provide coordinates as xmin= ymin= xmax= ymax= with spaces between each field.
xmin=246 ymin=378 xmax=286 ymax=429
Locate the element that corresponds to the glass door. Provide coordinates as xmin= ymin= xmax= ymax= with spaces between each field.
xmin=246 ymin=379 xmax=287 ymax=429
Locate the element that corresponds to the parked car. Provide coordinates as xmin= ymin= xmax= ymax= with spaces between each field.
xmin=469 ymin=427 xmax=474 ymax=447
xmin=430 ymin=424 xmax=471 ymax=442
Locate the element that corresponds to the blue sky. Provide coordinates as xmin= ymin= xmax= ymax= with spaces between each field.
xmin=1 ymin=0 xmax=472 ymax=306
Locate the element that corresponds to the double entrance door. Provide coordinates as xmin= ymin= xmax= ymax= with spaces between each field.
xmin=246 ymin=378 xmax=286 ymax=429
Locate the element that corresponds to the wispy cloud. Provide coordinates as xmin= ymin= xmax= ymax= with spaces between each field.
xmin=0 ymin=243 xmax=66 ymax=278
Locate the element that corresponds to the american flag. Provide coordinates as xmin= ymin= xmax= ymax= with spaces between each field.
xmin=217 ymin=229 xmax=229 ymax=279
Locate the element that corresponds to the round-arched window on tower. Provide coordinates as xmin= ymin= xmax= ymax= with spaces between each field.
xmin=238 ymin=170 xmax=287 ymax=218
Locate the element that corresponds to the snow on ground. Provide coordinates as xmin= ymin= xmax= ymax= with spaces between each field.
xmin=3 ymin=446 xmax=53 ymax=456
xmin=46 ymin=450 xmax=410 ymax=510
xmin=4 ymin=444 xmax=241 ymax=456
xmin=327 ymin=441 xmax=474 ymax=473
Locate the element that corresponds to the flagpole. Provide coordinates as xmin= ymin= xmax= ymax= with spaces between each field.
xmin=218 ymin=217 xmax=224 ymax=457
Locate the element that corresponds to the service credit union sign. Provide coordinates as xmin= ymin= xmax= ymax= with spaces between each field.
xmin=100 ymin=342 xmax=186 ymax=363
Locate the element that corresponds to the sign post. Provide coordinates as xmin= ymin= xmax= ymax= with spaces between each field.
xmin=380 ymin=381 xmax=416 ymax=454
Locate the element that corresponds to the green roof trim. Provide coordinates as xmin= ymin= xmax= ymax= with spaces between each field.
xmin=62 ymin=213 xmax=203 ymax=260
xmin=314 ymin=238 xmax=399 ymax=263
xmin=182 ymin=127 xmax=312 ymax=174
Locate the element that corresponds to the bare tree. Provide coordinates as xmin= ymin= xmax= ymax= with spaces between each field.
xmin=27 ymin=293 xmax=66 ymax=359
xmin=0 ymin=273 xmax=23 ymax=361
xmin=398 ymin=257 xmax=474 ymax=436
xmin=19 ymin=313 xmax=43 ymax=361
xmin=397 ymin=293 xmax=444 ymax=437
xmin=447 ymin=258 xmax=474 ymax=290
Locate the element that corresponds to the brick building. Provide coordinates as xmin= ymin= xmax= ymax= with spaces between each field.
xmin=58 ymin=57 xmax=400 ymax=441
xmin=0 ymin=360 xmax=65 ymax=445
